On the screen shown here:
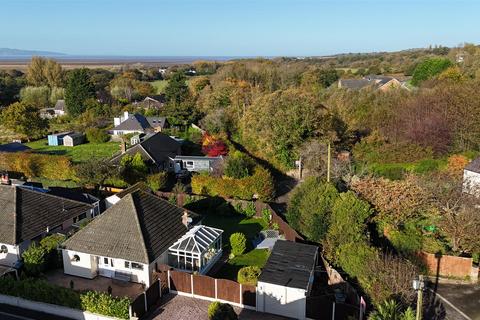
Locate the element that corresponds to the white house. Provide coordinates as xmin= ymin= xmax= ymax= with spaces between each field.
xmin=256 ymin=241 xmax=318 ymax=320
xmin=463 ymin=157 xmax=480 ymax=195
xmin=61 ymin=189 xmax=223 ymax=287
xmin=0 ymin=185 xmax=94 ymax=268
xmin=168 ymin=156 xmax=223 ymax=174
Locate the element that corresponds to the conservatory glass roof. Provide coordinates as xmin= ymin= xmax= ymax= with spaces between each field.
xmin=169 ymin=225 xmax=223 ymax=255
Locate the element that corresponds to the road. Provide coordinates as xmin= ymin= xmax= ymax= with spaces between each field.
xmin=0 ymin=304 xmax=73 ymax=320
xmin=425 ymin=282 xmax=480 ymax=320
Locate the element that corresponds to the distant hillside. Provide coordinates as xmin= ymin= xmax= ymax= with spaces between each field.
xmin=0 ymin=48 xmax=66 ymax=56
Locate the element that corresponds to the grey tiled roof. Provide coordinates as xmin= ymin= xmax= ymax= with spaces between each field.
xmin=0 ymin=185 xmax=93 ymax=245
xmin=63 ymin=190 xmax=192 ymax=264
xmin=112 ymin=113 xmax=152 ymax=132
xmin=465 ymin=157 xmax=480 ymax=173
xmin=259 ymin=240 xmax=318 ymax=290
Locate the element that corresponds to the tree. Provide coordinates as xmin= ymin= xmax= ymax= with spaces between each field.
xmin=0 ymin=71 xmax=25 ymax=107
xmin=65 ymin=68 xmax=94 ymax=116
xmin=20 ymin=86 xmax=51 ymax=108
xmin=75 ymin=158 xmax=116 ymax=191
xmin=26 ymin=56 xmax=63 ymax=87
xmin=287 ymin=177 xmax=339 ymax=242
xmin=229 ymin=233 xmax=246 ymax=256
xmin=165 ymin=71 xmax=190 ymax=105
xmin=120 ymin=153 xmax=148 ymax=184
xmin=202 ymin=140 xmax=229 ymax=157
xmin=411 ymin=57 xmax=453 ymax=85
xmin=85 ymin=127 xmax=110 ymax=143
xmin=0 ymin=102 xmax=48 ymax=139
xmin=224 ymin=153 xmax=255 ymax=179
xmin=318 ymin=68 xmax=340 ymax=88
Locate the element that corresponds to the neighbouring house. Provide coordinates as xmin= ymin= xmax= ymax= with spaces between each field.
xmin=54 ymin=99 xmax=66 ymax=116
xmin=61 ymin=190 xmax=217 ymax=287
xmin=256 ymin=240 xmax=318 ymax=320
xmin=463 ymin=157 xmax=480 ymax=195
xmin=0 ymin=185 xmax=94 ymax=268
xmin=111 ymin=132 xmax=181 ymax=171
xmin=338 ymin=75 xmax=405 ymax=91
xmin=0 ymin=142 xmax=31 ymax=153
xmin=168 ymin=155 xmax=223 ymax=174
xmin=112 ymin=111 xmax=168 ymax=135
xmin=133 ymin=96 xmax=165 ymax=110
xmin=47 ymin=131 xmax=73 ymax=146
xmin=63 ymin=132 xmax=85 ymax=147
xmin=46 ymin=187 xmax=101 ymax=217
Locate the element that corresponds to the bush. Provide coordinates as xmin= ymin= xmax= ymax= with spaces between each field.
xmin=224 ymin=155 xmax=254 ymax=179
xmin=414 ymin=159 xmax=441 ymax=174
xmin=243 ymin=202 xmax=256 ymax=218
xmin=0 ymin=278 xmax=130 ymax=319
xmin=237 ymin=266 xmax=261 ymax=285
xmin=85 ymin=127 xmax=110 ymax=143
xmin=146 ymin=172 xmax=168 ymax=191
xmin=80 ymin=291 xmax=130 ymax=319
xmin=230 ymin=233 xmax=246 ymax=256
xmin=370 ymin=164 xmax=406 ymax=180
xmin=40 ymin=234 xmax=66 ymax=269
xmin=412 ymin=57 xmax=453 ymax=85
xmin=191 ymin=166 xmax=275 ymax=201
xmin=22 ymin=243 xmax=46 ymax=276
xmin=208 ymin=301 xmax=238 ymax=320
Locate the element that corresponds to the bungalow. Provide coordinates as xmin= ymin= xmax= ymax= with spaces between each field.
xmin=256 ymin=241 xmax=318 ymax=320
xmin=104 ymin=182 xmax=151 ymax=209
xmin=112 ymin=112 xmax=168 ymax=136
xmin=0 ymin=185 xmax=94 ymax=268
xmin=168 ymin=155 xmax=223 ymax=174
xmin=61 ymin=190 xmax=222 ymax=287
xmin=463 ymin=157 xmax=480 ymax=195
xmin=54 ymin=100 xmax=66 ymax=116
xmin=111 ymin=132 xmax=181 ymax=171
xmin=338 ymin=75 xmax=405 ymax=91
xmin=63 ymin=132 xmax=85 ymax=147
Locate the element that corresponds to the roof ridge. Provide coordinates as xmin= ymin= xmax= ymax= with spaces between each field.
xmin=19 ymin=187 xmax=94 ymax=208
xmin=129 ymin=192 xmax=153 ymax=263
xmin=13 ymin=186 xmax=18 ymax=244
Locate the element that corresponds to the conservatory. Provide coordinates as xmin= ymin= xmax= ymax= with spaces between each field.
xmin=168 ymin=225 xmax=223 ymax=274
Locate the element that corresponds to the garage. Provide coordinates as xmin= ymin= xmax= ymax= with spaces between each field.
xmin=256 ymin=240 xmax=318 ymax=320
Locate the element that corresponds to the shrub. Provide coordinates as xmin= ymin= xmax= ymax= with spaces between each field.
xmin=243 ymin=202 xmax=256 ymax=218
xmin=146 ymin=172 xmax=168 ymax=191
xmin=224 ymin=155 xmax=254 ymax=179
xmin=230 ymin=233 xmax=246 ymax=256
xmin=85 ymin=127 xmax=110 ymax=143
xmin=237 ymin=266 xmax=261 ymax=285
xmin=412 ymin=57 xmax=453 ymax=85
xmin=208 ymin=301 xmax=238 ymax=320
xmin=414 ymin=159 xmax=441 ymax=174
xmin=40 ymin=234 xmax=66 ymax=269
xmin=370 ymin=164 xmax=406 ymax=180
xmin=261 ymin=208 xmax=271 ymax=225
xmin=22 ymin=243 xmax=46 ymax=276
xmin=80 ymin=291 xmax=130 ymax=319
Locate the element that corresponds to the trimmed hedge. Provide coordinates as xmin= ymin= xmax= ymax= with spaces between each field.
xmin=0 ymin=278 xmax=130 ymax=319
xmin=191 ymin=167 xmax=275 ymax=201
xmin=0 ymin=152 xmax=74 ymax=180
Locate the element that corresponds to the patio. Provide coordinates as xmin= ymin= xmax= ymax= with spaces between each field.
xmin=45 ymin=269 xmax=145 ymax=300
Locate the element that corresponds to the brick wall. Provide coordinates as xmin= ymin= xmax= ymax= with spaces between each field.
xmin=417 ymin=251 xmax=473 ymax=278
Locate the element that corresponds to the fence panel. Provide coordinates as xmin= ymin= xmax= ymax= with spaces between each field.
xmin=130 ymin=293 xmax=146 ymax=318
xmin=145 ymin=280 xmax=161 ymax=311
xmin=170 ymin=270 xmax=192 ymax=293
xmin=335 ymin=303 xmax=360 ymax=320
xmin=217 ymin=279 xmax=240 ymax=304
xmin=192 ymin=275 xmax=216 ymax=298
xmin=306 ymin=295 xmax=334 ymax=320
xmin=241 ymin=284 xmax=256 ymax=307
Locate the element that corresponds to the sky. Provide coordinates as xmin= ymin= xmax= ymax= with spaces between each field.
xmin=0 ymin=0 xmax=479 ymax=57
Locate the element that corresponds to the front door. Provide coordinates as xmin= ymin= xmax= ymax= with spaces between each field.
xmin=98 ymin=256 xmax=115 ymax=278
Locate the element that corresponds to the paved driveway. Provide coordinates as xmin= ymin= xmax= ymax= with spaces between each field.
xmin=145 ymin=294 xmax=291 ymax=320
xmin=425 ymin=282 xmax=480 ymax=320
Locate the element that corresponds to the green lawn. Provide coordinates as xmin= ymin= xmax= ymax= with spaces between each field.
xmin=150 ymin=80 xmax=169 ymax=94
xmin=214 ymin=249 xmax=270 ymax=281
xmin=202 ymin=214 xmax=268 ymax=250
xmin=26 ymin=139 xmax=120 ymax=164
xmin=203 ymin=214 xmax=270 ymax=281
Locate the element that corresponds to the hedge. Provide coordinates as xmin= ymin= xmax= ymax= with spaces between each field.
xmin=191 ymin=167 xmax=275 ymax=201
xmin=0 ymin=152 xmax=74 ymax=180
xmin=0 ymin=278 xmax=130 ymax=319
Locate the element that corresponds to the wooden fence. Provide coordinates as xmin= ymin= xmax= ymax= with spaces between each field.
xmin=168 ymin=270 xmax=256 ymax=309
xmin=129 ymin=279 xmax=162 ymax=319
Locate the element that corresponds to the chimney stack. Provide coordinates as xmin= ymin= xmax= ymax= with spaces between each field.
xmin=182 ymin=210 xmax=190 ymax=228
